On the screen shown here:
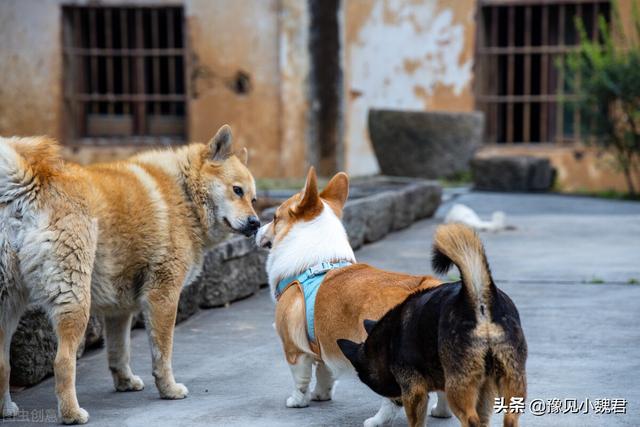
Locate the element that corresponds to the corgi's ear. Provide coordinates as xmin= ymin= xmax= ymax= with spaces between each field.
xmin=239 ymin=147 xmax=249 ymax=165
xmin=208 ymin=124 xmax=233 ymax=162
xmin=363 ymin=319 xmax=377 ymax=335
xmin=337 ymin=339 xmax=362 ymax=366
xmin=320 ymin=172 xmax=349 ymax=214
xmin=297 ymin=167 xmax=320 ymax=213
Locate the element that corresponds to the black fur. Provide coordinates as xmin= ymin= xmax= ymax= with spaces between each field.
xmin=338 ymin=280 xmax=527 ymax=401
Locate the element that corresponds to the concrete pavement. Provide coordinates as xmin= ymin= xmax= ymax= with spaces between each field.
xmin=9 ymin=192 xmax=640 ymax=426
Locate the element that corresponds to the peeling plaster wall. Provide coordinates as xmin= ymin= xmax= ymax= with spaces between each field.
xmin=343 ymin=0 xmax=476 ymax=176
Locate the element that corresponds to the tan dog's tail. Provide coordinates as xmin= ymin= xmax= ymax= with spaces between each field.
xmin=0 ymin=136 xmax=62 ymax=205
xmin=432 ymin=223 xmax=495 ymax=317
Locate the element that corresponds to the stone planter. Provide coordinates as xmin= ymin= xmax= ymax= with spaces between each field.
xmin=471 ymin=156 xmax=555 ymax=192
xmin=9 ymin=178 xmax=441 ymax=387
xmin=368 ymin=109 xmax=485 ymax=180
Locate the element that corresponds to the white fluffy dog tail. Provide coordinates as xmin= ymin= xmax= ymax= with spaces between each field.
xmin=0 ymin=136 xmax=61 ymax=206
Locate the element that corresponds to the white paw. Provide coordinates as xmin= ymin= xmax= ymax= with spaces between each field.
xmin=430 ymin=403 xmax=453 ymax=418
xmin=311 ymin=388 xmax=332 ymax=401
xmin=1 ymin=400 xmax=19 ymax=418
xmin=115 ymin=375 xmax=145 ymax=392
xmin=363 ymin=416 xmax=392 ymax=427
xmin=286 ymin=391 xmax=310 ymax=408
xmin=160 ymin=382 xmax=189 ymax=400
xmin=60 ymin=407 xmax=89 ymax=425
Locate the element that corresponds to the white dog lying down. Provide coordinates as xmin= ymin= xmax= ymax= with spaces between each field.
xmin=445 ymin=203 xmax=512 ymax=231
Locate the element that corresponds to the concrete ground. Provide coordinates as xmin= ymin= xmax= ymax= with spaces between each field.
xmin=10 ymin=192 xmax=640 ymax=426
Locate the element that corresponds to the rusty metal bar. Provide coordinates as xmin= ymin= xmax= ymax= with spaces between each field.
xmin=478 ymin=45 xmax=580 ymax=54
xmin=541 ymin=5 xmax=549 ymax=142
xmin=489 ymin=6 xmax=499 ymax=143
xmin=480 ymin=0 xmax=609 ymax=5
xmin=477 ymin=94 xmax=580 ymax=103
xmin=66 ymin=47 xmax=185 ymax=56
xmin=68 ymin=94 xmax=187 ymax=102
xmin=73 ymin=8 xmax=86 ymax=137
xmin=105 ymin=9 xmax=114 ymax=115
xmin=135 ymin=8 xmax=146 ymax=134
xmin=152 ymin=9 xmax=161 ymax=115
xmin=556 ymin=4 xmax=565 ymax=143
xmin=573 ymin=3 xmax=582 ymax=143
xmin=506 ymin=5 xmax=515 ymax=143
xmin=167 ymin=9 xmax=177 ymax=115
xmin=89 ymin=8 xmax=99 ymax=113
xmin=120 ymin=8 xmax=130 ymax=115
xmin=524 ymin=6 xmax=532 ymax=143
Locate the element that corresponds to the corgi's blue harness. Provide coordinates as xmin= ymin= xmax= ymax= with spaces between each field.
xmin=275 ymin=261 xmax=352 ymax=353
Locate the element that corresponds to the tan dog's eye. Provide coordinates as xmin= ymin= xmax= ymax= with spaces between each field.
xmin=233 ymin=186 xmax=244 ymax=197
xmin=251 ymin=198 xmax=257 ymax=205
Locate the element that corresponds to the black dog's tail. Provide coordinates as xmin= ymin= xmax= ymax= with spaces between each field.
xmin=432 ymin=224 xmax=495 ymax=318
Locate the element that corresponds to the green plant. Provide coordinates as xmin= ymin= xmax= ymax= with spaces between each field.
xmin=565 ymin=1 xmax=640 ymax=195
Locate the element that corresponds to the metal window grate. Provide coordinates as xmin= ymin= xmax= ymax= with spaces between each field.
xmin=475 ymin=0 xmax=611 ymax=144
xmin=62 ymin=6 xmax=187 ymax=145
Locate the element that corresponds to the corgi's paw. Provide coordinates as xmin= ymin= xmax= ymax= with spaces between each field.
xmin=311 ymin=388 xmax=332 ymax=401
xmin=363 ymin=416 xmax=392 ymax=427
xmin=430 ymin=397 xmax=453 ymax=418
xmin=286 ymin=390 xmax=310 ymax=408
xmin=1 ymin=400 xmax=19 ymax=418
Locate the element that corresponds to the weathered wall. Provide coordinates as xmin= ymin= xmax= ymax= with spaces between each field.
xmin=278 ymin=0 xmax=312 ymax=178
xmin=342 ymin=0 xmax=476 ymax=176
xmin=0 ymin=1 xmax=62 ymax=139
xmin=186 ymin=0 xmax=285 ymax=178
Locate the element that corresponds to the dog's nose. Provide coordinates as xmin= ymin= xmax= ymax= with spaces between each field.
xmin=247 ymin=216 xmax=261 ymax=231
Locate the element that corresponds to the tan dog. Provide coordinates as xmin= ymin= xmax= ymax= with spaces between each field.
xmin=256 ymin=168 xmax=453 ymax=426
xmin=0 ymin=125 xmax=259 ymax=424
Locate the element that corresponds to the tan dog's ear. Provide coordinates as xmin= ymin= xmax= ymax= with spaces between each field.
xmin=208 ymin=124 xmax=233 ymax=162
xmin=297 ymin=167 xmax=320 ymax=213
xmin=239 ymin=147 xmax=249 ymax=165
xmin=320 ymin=172 xmax=349 ymax=214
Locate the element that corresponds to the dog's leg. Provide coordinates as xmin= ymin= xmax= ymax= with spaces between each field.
xmin=51 ymin=304 xmax=90 ymax=425
xmin=476 ymin=380 xmax=497 ymax=427
xmin=285 ymin=354 xmax=313 ymax=408
xmin=430 ymin=391 xmax=453 ymax=418
xmin=143 ymin=286 xmax=188 ymax=400
xmin=105 ymin=314 xmax=144 ymax=392
xmin=498 ymin=374 xmax=526 ymax=427
xmin=445 ymin=378 xmax=481 ymax=427
xmin=401 ymin=382 xmax=429 ymax=427
xmin=363 ymin=398 xmax=399 ymax=427
xmin=0 ymin=307 xmax=23 ymax=418
xmin=311 ymin=361 xmax=334 ymax=401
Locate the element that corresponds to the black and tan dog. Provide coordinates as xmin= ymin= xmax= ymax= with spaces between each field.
xmin=338 ymin=224 xmax=527 ymax=427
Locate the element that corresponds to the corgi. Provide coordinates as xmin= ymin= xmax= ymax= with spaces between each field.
xmin=338 ymin=224 xmax=528 ymax=427
xmin=256 ymin=167 xmax=452 ymax=426
xmin=0 ymin=125 xmax=259 ymax=424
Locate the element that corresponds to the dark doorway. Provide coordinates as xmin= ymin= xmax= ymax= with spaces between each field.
xmin=308 ymin=0 xmax=343 ymax=175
